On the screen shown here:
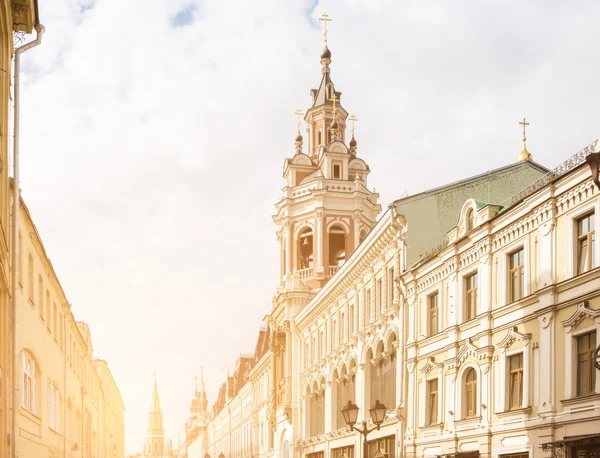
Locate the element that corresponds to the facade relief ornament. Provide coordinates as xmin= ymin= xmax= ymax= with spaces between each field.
xmin=538 ymin=311 xmax=554 ymax=329
xmin=497 ymin=326 xmax=531 ymax=352
xmin=562 ymin=301 xmax=600 ymax=333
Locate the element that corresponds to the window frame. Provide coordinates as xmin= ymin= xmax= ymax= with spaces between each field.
xmin=21 ymin=352 xmax=39 ymax=415
xmin=566 ymin=200 xmax=600 ymax=279
xmin=576 ymin=212 xmax=596 ymax=275
xmin=427 ymin=378 xmax=439 ymax=425
xmin=464 ymin=272 xmax=478 ymax=322
xmin=508 ymin=352 xmax=524 ymax=410
xmin=428 ymin=292 xmax=439 ymax=336
xmin=575 ymin=331 xmax=596 ymax=397
xmin=508 ymin=248 xmax=525 ymax=303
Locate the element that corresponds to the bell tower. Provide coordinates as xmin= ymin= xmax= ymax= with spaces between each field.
xmin=273 ymin=44 xmax=381 ymax=294
xmin=144 ymin=373 xmax=165 ymax=457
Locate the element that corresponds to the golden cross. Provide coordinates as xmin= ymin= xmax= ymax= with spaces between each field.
xmin=349 ymin=114 xmax=358 ymax=137
xmin=294 ymin=109 xmax=304 ymax=134
xmin=319 ymin=12 xmax=332 ymax=45
xmin=519 ymin=117 xmax=529 ymax=140
xmin=330 ymin=93 xmax=338 ymax=116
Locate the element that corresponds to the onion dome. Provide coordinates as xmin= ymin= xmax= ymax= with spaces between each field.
xmin=330 ymin=119 xmax=339 ymax=129
xmin=349 ymin=136 xmax=357 ymax=155
xmin=295 ymin=133 xmax=303 ymax=155
xmin=517 ymin=143 xmax=532 ymax=162
xmin=320 ymin=46 xmax=331 ymax=60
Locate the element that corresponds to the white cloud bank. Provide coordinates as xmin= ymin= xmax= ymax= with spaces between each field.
xmin=17 ymin=0 xmax=600 ymax=453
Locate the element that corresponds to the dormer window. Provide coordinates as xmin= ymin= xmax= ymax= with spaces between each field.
xmin=466 ymin=208 xmax=474 ymax=231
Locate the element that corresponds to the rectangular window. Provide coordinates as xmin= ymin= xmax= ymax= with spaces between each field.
xmin=366 ymin=435 xmax=395 ymax=458
xmin=387 ymin=267 xmax=395 ymax=308
xmin=319 ymin=331 xmax=324 ymax=359
xmin=428 ymin=293 xmax=439 ymax=336
xmin=349 ymin=304 xmax=354 ymax=336
xmin=28 ymin=255 xmax=34 ymax=302
xmin=465 ymin=273 xmax=478 ymax=321
xmin=21 ymin=353 xmax=37 ymax=414
xmin=38 ymin=275 xmax=43 ymax=309
xmin=577 ymin=332 xmax=597 ymax=396
xmin=46 ymin=290 xmax=51 ymax=331
xmin=333 ymin=163 xmax=341 ymax=179
xmin=340 ymin=312 xmax=344 ymax=344
xmin=427 ymin=379 xmax=438 ymax=425
xmin=509 ymin=249 xmax=525 ymax=302
xmin=312 ymin=336 xmax=316 ymax=364
xmin=332 ymin=446 xmax=354 ymax=458
xmin=59 ymin=314 xmax=64 ymax=350
xmin=577 ymin=213 xmax=596 ymax=274
xmin=509 ymin=353 xmax=523 ymax=409
xmin=331 ymin=321 xmax=337 ymax=351
xmin=500 ymin=454 xmax=528 ymax=458
xmin=366 ymin=289 xmax=372 ymax=322
xmin=47 ymin=383 xmax=60 ymax=431
xmin=53 ymin=304 xmax=58 ymax=338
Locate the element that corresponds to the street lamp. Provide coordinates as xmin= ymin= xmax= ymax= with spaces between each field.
xmin=342 ymin=400 xmax=388 ymax=458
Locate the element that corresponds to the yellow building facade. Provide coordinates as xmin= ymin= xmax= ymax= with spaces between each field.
xmin=12 ymin=195 xmax=125 ymax=458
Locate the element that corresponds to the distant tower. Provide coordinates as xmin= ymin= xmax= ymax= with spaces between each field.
xmin=190 ymin=367 xmax=208 ymax=418
xmin=144 ymin=373 xmax=165 ymax=457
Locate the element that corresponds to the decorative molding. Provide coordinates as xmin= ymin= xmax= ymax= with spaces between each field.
xmin=562 ymin=301 xmax=600 ymax=333
xmin=497 ymin=326 xmax=532 ymax=352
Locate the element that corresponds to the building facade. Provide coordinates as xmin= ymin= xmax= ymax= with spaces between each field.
xmin=183 ymin=27 xmax=600 ymax=458
xmin=13 ymin=195 xmax=126 ymax=458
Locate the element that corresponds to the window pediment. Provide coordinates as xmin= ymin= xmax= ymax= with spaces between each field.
xmin=562 ymin=301 xmax=600 ymax=334
xmin=497 ymin=326 xmax=531 ymax=353
xmin=420 ymin=357 xmax=443 ymax=376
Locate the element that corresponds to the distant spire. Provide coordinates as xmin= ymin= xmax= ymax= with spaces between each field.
xmin=294 ymin=109 xmax=304 ymax=154
xmin=151 ymin=372 xmax=161 ymax=413
xmin=517 ymin=117 xmax=533 ymax=162
xmin=199 ymin=366 xmax=205 ymax=393
xmin=349 ymin=114 xmax=358 ymax=155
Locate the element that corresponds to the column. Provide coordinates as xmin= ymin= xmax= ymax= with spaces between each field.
xmin=285 ymin=221 xmax=292 ymax=276
xmin=353 ymin=213 xmax=361 ymax=252
xmin=316 ymin=209 xmax=325 ymax=275
xmin=285 ymin=322 xmax=293 ymax=408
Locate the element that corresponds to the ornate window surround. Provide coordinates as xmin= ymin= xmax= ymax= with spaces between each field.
xmin=418 ymin=357 xmax=444 ymax=428
xmin=497 ymin=326 xmax=531 ymax=413
xmin=423 ymin=285 xmax=442 ymax=338
xmin=457 ymin=266 xmax=480 ymax=324
xmin=562 ymin=302 xmax=600 ymax=400
xmin=498 ymin=239 xmax=530 ymax=306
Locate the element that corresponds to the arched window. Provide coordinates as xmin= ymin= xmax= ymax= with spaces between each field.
xmin=21 ymin=351 xmax=39 ymax=414
xmin=464 ymin=368 xmax=477 ymax=418
xmin=328 ymin=225 xmax=347 ymax=268
xmin=298 ymin=228 xmax=314 ymax=271
xmin=309 ymin=383 xmax=325 ymax=437
xmin=466 ymin=208 xmax=474 ymax=232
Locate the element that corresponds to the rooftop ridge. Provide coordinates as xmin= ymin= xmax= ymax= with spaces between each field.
xmin=500 ymin=137 xmax=599 ymax=207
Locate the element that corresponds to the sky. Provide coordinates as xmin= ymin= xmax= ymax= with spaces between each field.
xmin=14 ymin=0 xmax=600 ymax=454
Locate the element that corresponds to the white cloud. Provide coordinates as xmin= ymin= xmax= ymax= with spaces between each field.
xmin=17 ymin=0 xmax=600 ymax=453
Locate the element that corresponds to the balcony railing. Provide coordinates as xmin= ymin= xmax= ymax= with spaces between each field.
xmin=298 ymin=267 xmax=313 ymax=279
xmin=328 ymin=265 xmax=340 ymax=276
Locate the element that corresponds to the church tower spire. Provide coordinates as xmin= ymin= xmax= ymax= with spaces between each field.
xmin=144 ymin=373 xmax=165 ymax=457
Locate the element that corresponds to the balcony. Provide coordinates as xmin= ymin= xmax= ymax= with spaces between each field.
xmin=298 ymin=267 xmax=313 ymax=279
